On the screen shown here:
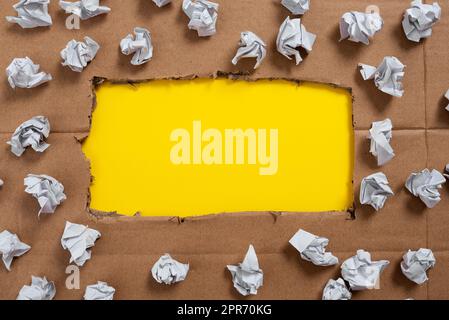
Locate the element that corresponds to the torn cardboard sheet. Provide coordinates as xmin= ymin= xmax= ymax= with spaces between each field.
xmin=405 ymin=168 xmax=445 ymax=208
xmin=6 ymin=57 xmax=52 ymax=89
xmin=61 ymin=37 xmax=100 ymax=72
xmin=402 ymin=0 xmax=441 ymax=43
xmin=120 ymin=27 xmax=153 ymax=66
xmin=232 ymin=31 xmax=266 ymax=69
xmin=368 ymin=119 xmax=395 ymax=166
xmin=2 ymin=0 xmax=448 ymax=301
xmin=445 ymin=89 xmax=449 ymax=112
xmin=182 ymin=0 xmax=219 ymax=37
xmin=322 ymin=278 xmax=352 ymax=300
xmin=0 ymin=230 xmax=31 ymax=271
xmin=289 ymin=229 xmax=338 ymax=266
xmin=7 ymin=116 xmax=50 ymax=157
xmin=227 ymin=244 xmax=263 ymax=296
xmin=84 ymin=281 xmax=115 ymax=300
xmin=151 ymin=254 xmax=189 ymax=285
xmin=16 ymin=276 xmax=55 ymax=300
xmin=276 ymin=17 xmax=316 ymax=65
xmin=6 ymin=0 xmax=52 ymax=28
xmin=24 ymin=174 xmax=66 ymax=216
xmin=281 ymin=0 xmax=310 ymax=15
xmin=59 ymin=0 xmax=111 ymax=20
xmin=61 ymin=221 xmax=101 ymax=267
xmin=153 ymin=0 xmax=171 ymax=7
xmin=359 ymin=56 xmax=405 ymax=97
xmin=401 ymin=248 xmax=436 ymax=284
xmin=359 ymin=172 xmax=394 ymax=211
xmin=339 ymin=11 xmax=383 ymax=45
xmin=341 ymin=249 xmax=389 ymax=290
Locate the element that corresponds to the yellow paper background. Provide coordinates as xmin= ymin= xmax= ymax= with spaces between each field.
xmin=83 ymin=79 xmax=353 ymax=216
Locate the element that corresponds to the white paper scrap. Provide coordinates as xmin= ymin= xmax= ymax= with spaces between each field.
xmin=7 ymin=116 xmax=50 ymax=157
xmin=182 ymin=0 xmax=219 ymax=37
xmin=6 ymin=57 xmax=52 ymax=89
xmin=360 ymin=172 xmax=394 ymax=211
xmin=339 ymin=11 xmax=383 ymax=45
xmin=289 ymin=229 xmax=338 ymax=266
xmin=276 ymin=17 xmax=316 ymax=65
xmin=405 ymin=168 xmax=445 ymax=208
xmin=368 ymin=118 xmax=395 ymax=166
xmin=281 ymin=0 xmax=310 ymax=15
xmin=0 ymin=179 xmax=3 ymax=188
xmin=227 ymin=244 xmax=263 ymax=296
xmin=24 ymin=174 xmax=66 ymax=216
xmin=120 ymin=27 xmax=153 ymax=66
xmin=153 ymin=0 xmax=171 ymax=7
xmin=84 ymin=281 xmax=115 ymax=300
xmin=0 ymin=230 xmax=31 ymax=271
xmin=232 ymin=31 xmax=267 ymax=69
xmin=6 ymin=0 xmax=52 ymax=28
xmin=61 ymin=36 xmax=100 ymax=72
xmin=445 ymin=89 xmax=449 ymax=112
xmin=17 ymin=276 xmax=55 ymax=300
xmin=61 ymin=221 xmax=101 ymax=267
xmin=151 ymin=254 xmax=189 ymax=285
xmin=322 ymin=278 xmax=352 ymax=300
xmin=401 ymin=248 xmax=435 ymax=284
xmin=402 ymin=0 xmax=441 ymax=42
xmin=59 ymin=0 xmax=111 ymax=20
xmin=359 ymin=56 xmax=405 ymax=97
xmin=341 ymin=249 xmax=389 ymax=290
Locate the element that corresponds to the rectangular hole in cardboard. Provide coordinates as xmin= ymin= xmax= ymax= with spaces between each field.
xmin=83 ymin=79 xmax=354 ymax=216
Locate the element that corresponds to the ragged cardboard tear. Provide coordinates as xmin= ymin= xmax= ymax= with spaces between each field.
xmin=82 ymin=79 xmax=353 ymax=216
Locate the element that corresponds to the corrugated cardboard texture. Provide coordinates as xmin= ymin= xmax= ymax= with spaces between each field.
xmin=0 ymin=0 xmax=448 ymax=299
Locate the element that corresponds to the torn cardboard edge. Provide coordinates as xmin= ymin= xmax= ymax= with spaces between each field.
xmin=79 ymin=73 xmax=355 ymax=223
xmin=88 ymin=211 xmax=354 ymax=226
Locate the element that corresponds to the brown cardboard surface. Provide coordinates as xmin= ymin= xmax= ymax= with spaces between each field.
xmin=0 ymin=0 xmax=448 ymax=299
xmin=425 ymin=4 xmax=449 ymax=129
